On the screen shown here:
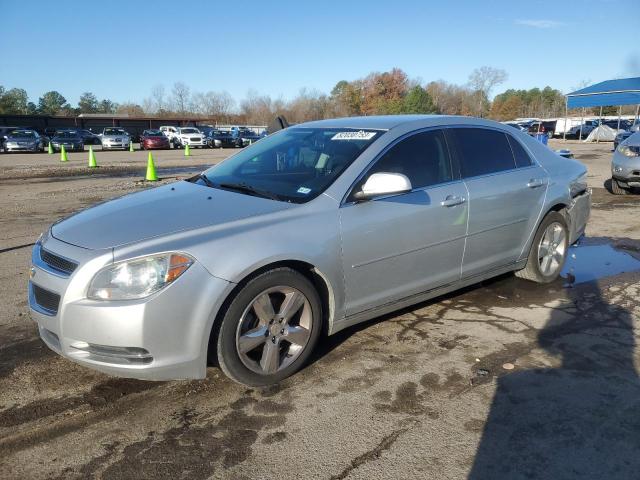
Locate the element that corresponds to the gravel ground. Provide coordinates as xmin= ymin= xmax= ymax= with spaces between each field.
xmin=2 ymin=140 xmax=640 ymax=479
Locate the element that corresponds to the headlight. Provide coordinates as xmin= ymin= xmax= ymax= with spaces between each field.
xmin=88 ymin=253 xmax=193 ymax=300
xmin=618 ymin=145 xmax=640 ymax=157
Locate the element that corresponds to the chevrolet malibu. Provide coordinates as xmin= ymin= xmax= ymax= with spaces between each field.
xmin=29 ymin=115 xmax=591 ymax=386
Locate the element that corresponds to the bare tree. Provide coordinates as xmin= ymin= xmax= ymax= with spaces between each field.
xmin=171 ymin=82 xmax=191 ymax=115
xmin=468 ymin=66 xmax=508 ymax=117
xmin=150 ymin=84 xmax=166 ymax=113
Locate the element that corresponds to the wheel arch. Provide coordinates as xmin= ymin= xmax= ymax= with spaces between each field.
xmin=206 ymin=259 xmax=335 ymax=365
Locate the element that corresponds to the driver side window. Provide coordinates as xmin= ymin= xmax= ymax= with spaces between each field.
xmin=364 ymin=129 xmax=452 ymax=190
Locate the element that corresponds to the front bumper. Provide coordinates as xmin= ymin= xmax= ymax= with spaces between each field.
xmin=102 ymin=142 xmax=130 ymax=150
xmin=4 ymin=144 xmax=39 ymax=152
xmin=181 ymin=139 xmax=206 ymax=146
xmin=612 ymin=152 xmax=640 ymax=185
xmin=567 ymin=189 xmax=591 ymax=244
xmin=28 ymin=235 xmax=232 ymax=380
xmin=144 ymin=142 xmax=170 ymax=150
xmin=53 ymin=144 xmax=83 ymax=152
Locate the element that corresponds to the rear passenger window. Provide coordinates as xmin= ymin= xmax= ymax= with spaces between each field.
xmin=364 ymin=130 xmax=452 ymax=190
xmin=451 ymin=128 xmax=516 ymax=178
xmin=507 ymin=135 xmax=533 ymax=168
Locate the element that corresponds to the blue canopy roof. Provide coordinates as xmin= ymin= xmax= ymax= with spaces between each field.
xmin=566 ymin=77 xmax=640 ymax=108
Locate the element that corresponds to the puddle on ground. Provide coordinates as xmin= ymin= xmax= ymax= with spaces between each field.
xmin=562 ymin=242 xmax=640 ymax=285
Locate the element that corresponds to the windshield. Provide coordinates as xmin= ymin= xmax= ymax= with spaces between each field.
xmin=56 ymin=131 xmax=80 ymax=138
xmin=195 ymin=128 xmax=382 ymax=203
xmin=144 ymin=130 xmax=164 ymax=137
xmin=9 ymin=130 xmax=36 ymax=138
xmin=104 ymin=128 xmax=127 ymax=136
xmin=215 ymin=131 xmax=231 ymax=137
xmin=180 ymin=128 xmax=199 ymax=134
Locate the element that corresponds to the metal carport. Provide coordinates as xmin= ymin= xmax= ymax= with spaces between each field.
xmin=564 ymin=77 xmax=640 ymax=140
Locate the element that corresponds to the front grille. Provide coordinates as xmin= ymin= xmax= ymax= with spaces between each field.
xmin=41 ymin=248 xmax=78 ymax=275
xmin=32 ymin=284 xmax=61 ymax=314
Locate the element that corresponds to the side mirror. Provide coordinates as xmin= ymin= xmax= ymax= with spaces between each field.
xmin=353 ymin=172 xmax=412 ymax=201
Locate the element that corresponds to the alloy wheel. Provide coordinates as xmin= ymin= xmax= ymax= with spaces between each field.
xmin=538 ymin=221 xmax=566 ymax=276
xmin=235 ymin=286 xmax=312 ymax=375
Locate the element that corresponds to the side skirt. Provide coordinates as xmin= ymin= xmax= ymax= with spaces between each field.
xmin=331 ymin=260 xmax=526 ymax=335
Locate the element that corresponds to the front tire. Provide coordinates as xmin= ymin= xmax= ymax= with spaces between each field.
xmin=611 ymin=178 xmax=630 ymax=195
xmin=515 ymin=212 xmax=569 ymax=283
xmin=215 ymin=268 xmax=322 ymax=386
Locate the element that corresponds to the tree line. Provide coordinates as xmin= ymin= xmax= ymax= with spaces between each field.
xmin=1 ymin=66 xmax=621 ymax=125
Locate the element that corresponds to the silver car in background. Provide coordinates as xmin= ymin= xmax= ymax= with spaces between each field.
xmin=29 ymin=115 xmax=590 ymax=386
xmin=100 ymin=127 xmax=131 ymax=150
xmin=611 ymin=131 xmax=640 ymax=194
xmin=3 ymin=129 xmax=45 ymax=152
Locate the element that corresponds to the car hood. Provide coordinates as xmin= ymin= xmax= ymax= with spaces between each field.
xmin=51 ymin=181 xmax=294 ymax=250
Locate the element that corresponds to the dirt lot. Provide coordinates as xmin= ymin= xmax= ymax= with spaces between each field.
xmin=2 ymin=140 xmax=640 ymax=479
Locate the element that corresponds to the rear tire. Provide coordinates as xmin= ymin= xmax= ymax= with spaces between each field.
xmin=515 ymin=212 xmax=569 ymax=283
xmin=611 ymin=178 xmax=630 ymax=195
xmin=215 ymin=268 xmax=322 ymax=386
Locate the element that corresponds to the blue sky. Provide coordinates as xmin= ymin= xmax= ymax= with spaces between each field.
xmin=1 ymin=0 xmax=638 ymax=106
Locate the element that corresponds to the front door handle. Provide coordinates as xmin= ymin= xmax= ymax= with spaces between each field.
xmin=527 ymin=178 xmax=545 ymax=188
xmin=441 ymin=195 xmax=466 ymax=207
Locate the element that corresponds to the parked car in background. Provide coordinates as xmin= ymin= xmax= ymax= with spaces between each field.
xmin=78 ymin=129 xmax=102 ymax=145
xmin=2 ymin=129 xmax=45 ymax=152
xmin=100 ymin=127 xmax=131 ymax=150
xmin=603 ymin=119 xmax=631 ymax=131
xmin=614 ymin=121 xmax=640 ymax=150
xmin=196 ymin=125 xmax=215 ymax=138
xmin=50 ymin=130 xmax=84 ymax=152
xmin=206 ymin=129 xmax=236 ymax=148
xmin=140 ymin=129 xmax=171 ymax=150
xmin=159 ymin=126 xmax=179 ymax=145
xmin=232 ymin=128 xmax=261 ymax=147
xmin=611 ymin=131 xmax=640 ymax=195
xmin=567 ymin=120 xmax=599 ymax=139
xmin=0 ymin=126 xmax=24 ymax=151
xmin=173 ymin=127 xmax=206 ymax=148
xmin=29 ymin=115 xmax=590 ymax=386
xmin=526 ymin=121 xmax=556 ymax=137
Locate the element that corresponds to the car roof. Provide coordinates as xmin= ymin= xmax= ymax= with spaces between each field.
xmin=298 ymin=114 xmax=506 ymax=131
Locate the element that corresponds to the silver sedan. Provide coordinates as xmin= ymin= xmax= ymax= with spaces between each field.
xmin=611 ymin=131 xmax=640 ymax=194
xmin=29 ymin=115 xmax=591 ymax=386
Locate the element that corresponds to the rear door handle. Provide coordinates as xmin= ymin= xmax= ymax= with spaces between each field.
xmin=441 ymin=195 xmax=466 ymax=207
xmin=527 ymin=178 xmax=545 ymax=188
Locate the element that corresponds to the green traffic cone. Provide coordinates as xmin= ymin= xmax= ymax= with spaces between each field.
xmin=60 ymin=145 xmax=68 ymax=162
xmin=47 ymin=142 xmax=53 ymax=154
xmin=145 ymin=152 xmax=158 ymax=181
xmin=88 ymin=146 xmax=97 ymax=168
xmin=184 ymin=144 xmax=191 ymax=157
xmin=129 ymin=141 xmax=134 ymax=152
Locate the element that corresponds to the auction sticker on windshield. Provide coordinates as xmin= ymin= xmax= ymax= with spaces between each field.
xmin=331 ymin=131 xmax=377 ymax=141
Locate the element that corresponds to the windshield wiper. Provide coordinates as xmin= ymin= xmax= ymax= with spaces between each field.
xmin=197 ymin=173 xmax=216 ymax=188
xmin=218 ymin=182 xmax=281 ymax=201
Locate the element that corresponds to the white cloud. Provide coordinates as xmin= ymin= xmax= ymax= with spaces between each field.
xmin=515 ymin=19 xmax=566 ymax=29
